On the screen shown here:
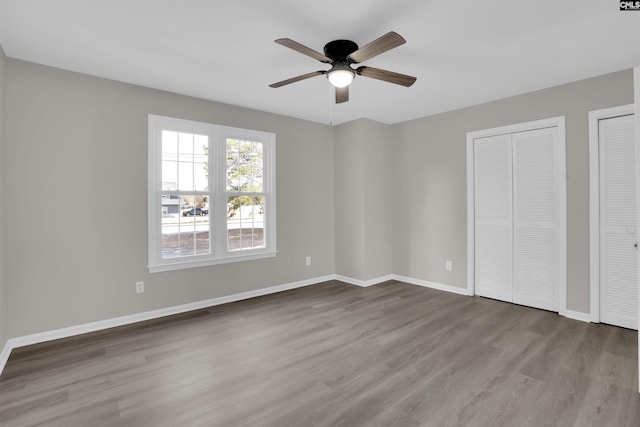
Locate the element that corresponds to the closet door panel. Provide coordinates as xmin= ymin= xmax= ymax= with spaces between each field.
xmin=599 ymin=114 xmax=637 ymax=329
xmin=474 ymin=134 xmax=513 ymax=302
xmin=512 ymin=127 xmax=559 ymax=311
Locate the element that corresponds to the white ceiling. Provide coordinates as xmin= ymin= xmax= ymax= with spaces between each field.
xmin=1 ymin=0 xmax=639 ymax=125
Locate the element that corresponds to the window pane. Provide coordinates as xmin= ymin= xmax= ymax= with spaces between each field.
xmin=178 ymin=132 xmax=194 ymax=156
xmin=161 ymin=194 xmax=210 ymax=258
xmin=194 ymin=135 xmax=209 ymax=191
xmin=178 ymin=161 xmax=194 ymax=192
xmin=226 ymin=139 xmax=240 ymax=192
xmin=161 ymin=131 xmax=178 ymax=191
xmin=177 ymin=132 xmax=192 ymax=191
xmin=162 ymin=131 xmax=178 ymax=156
xmin=227 ymin=195 xmax=265 ymax=251
xmin=162 ymin=161 xmax=177 ymax=191
xmin=226 ymin=139 xmax=263 ymax=192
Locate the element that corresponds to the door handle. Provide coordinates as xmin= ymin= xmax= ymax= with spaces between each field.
xmin=635 ymin=243 xmax=638 ymax=250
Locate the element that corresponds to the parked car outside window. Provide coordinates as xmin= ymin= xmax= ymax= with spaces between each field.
xmin=182 ymin=208 xmax=208 ymax=217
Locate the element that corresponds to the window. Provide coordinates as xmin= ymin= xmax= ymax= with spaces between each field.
xmin=148 ymin=115 xmax=276 ymax=272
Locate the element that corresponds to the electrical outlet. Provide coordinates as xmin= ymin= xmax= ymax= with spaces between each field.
xmin=136 ymin=281 xmax=144 ymax=294
xmin=305 ymin=256 xmax=311 ymax=266
xmin=445 ymin=261 xmax=453 ymax=272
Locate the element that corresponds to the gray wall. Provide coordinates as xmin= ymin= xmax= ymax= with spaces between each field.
xmin=334 ymin=119 xmax=392 ymax=281
xmin=334 ymin=121 xmax=366 ymax=279
xmin=5 ymin=59 xmax=336 ymax=338
xmin=391 ymin=69 xmax=634 ymax=313
xmin=0 ymin=45 xmax=7 ymax=348
xmin=362 ymin=120 xmax=393 ymax=280
xmin=2 ymin=57 xmax=634 ymax=342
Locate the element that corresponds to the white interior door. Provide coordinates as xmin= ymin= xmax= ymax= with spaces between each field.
xmin=474 ymin=134 xmax=513 ymax=302
xmin=599 ymin=114 xmax=638 ymax=330
xmin=512 ymin=127 xmax=560 ymax=312
xmin=470 ymin=117 xmax=566 ymax=313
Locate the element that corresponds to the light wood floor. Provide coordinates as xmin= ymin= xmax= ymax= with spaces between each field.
xmin=1 ymin=280 xmax=639 ymax=426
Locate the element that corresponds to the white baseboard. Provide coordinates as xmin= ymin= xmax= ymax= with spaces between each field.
xmin=0 ymin=274 xmax=335 ymax=375
xmin=334 ymin=274 xmax=394 ymax=287
xmin=1 ymin=272 xmax=582 ymax=377
xmin=392 ymin=275 xmax=469 ymax=296
xmin=564 ymin=310 xmax=591 ymax=323
xmin=336 ymin=273 xmax=468 ymax=296
xmin=0 ymin=272 xmax=462 ymax=375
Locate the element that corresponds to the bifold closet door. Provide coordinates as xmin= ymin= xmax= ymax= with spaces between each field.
xmin=599 ymin=114 xmax=637 ymax=330
xmin=474 ymin=134 xmax=513 ymax=302
xmin=474 ymin=125 xmax=562 ymax=312
xmin=512 ymin=127 xmax=560 ymax=312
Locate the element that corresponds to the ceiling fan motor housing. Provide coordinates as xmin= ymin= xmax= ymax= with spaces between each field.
xmin=323 ymin=40 xmax=359 ymax=63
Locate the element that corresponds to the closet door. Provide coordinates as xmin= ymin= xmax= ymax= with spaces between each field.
xmin=599 ymin=114 xmax=637 ymax=330
xmin=474 ymin=134 xmax=513 ymax=302
xmin=512 ymin=127 xmax=560 ymax=311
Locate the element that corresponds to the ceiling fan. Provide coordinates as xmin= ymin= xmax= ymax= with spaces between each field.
xmin=269 ymin=31 xmax=417 ymax=104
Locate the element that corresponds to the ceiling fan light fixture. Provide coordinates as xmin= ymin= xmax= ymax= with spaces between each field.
xmin=327 ymin=64 xmax=355 ymax=88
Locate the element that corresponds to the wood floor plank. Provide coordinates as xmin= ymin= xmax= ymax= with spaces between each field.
xmin=1 ymin=279 xmax=639 ymax=426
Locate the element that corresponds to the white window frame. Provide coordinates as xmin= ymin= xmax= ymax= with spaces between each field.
xmin=148 ymin=115 xmax=276 ymax=273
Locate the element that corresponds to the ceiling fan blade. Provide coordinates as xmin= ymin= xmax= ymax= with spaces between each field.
xmin=347 ymin=31 xmax=406 ymax=63
xmin=335 ymin=86 xmax=349 ymax=104
xmin=269 ymin=71 xmax=326 ymax=88
xmin=274 ymin=38 xmax=332 ymax=63
xmin=356 ymin=66 xmax=416 ymax=87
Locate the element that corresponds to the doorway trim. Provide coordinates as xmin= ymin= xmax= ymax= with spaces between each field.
xmin=588 ymin=104 xmax=635 ymax=323
xmin=466 ymin=116 xmax=567 ymax=315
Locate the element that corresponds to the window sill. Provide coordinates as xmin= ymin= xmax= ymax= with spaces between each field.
xmin=148 ymin=250 xmax=277 ymax=273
